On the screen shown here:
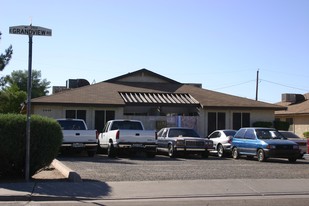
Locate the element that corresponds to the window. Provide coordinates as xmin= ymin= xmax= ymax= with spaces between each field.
xmin=242 ymin=113 xmax=250 ymax=127
xmin=234 ymin=128 xmax=246 ymax=139
xmin=209 ymin=132 xmax=220 ymax=139
xmin=158 ymin=128 xmax=168 ymax=138
xmin=255 ymin=129 xmax=273 ymax=139
xmin=57 ymin=119 xmax=86 ymax=130
xmin=218 ymin=113 xmax=226 ymax=129
xmin=65 ymin=110 xmax=75 ymax=119
xmin=286 ymin=118 xmax=293 ymax=125
xmin=95 ymin=110 xmax=115 ymax=132
xmin=233 ymin=112 xmax=250 ymax=130
xmin=110 ymin=121 xmax=143 ymax=130
xmin=65 ymin=110 xmax=86 ymax=122
xmin=207 ymin=112 xmax=226 ymax=135
xmin=244 ymin=129 xmax=255 ymax=139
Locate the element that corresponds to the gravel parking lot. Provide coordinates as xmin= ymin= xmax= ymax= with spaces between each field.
xmin=58 ymin=153 xmax=309 ymax=182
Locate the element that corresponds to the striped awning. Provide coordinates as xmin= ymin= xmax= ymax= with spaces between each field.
xmin=119 ymin=92 xmax=200 ymax=106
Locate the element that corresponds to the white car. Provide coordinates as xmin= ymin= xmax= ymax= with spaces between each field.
xmin=208 ymin=130 xmax=237 ymax=157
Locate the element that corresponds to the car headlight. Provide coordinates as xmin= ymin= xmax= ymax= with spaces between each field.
xmin=205 ymin=141 xmax=213 ymax=145
xmin=176 ymin=140 xmax=185 ymax=146
xmin=267 ymin=145 xmax=276 ymax=149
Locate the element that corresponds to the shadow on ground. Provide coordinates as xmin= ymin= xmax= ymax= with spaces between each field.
xmin=0 ymin=180 xmax=112 ymax=201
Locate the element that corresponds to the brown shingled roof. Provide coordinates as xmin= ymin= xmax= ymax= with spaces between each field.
xmin=32 ymin=81 xmax=285 ymax=110
xmin=31 ymin=68 xmax=285 ymax=110
xmin=275 ymin=93 xmax=309 ymax=115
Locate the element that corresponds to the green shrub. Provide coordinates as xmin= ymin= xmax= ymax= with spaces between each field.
xmin=303 ymin=131 xmax=309 ymax=138
xmin=252 ymin=121 xmax=273 ymax=128
xmin=273 ymin=121 xmax=290 ymax=131
xmin=0 ymin=114 xmax=63 ymax=178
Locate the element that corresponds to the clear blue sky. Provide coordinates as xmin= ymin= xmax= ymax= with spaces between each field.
xmin=1 ymin=0 xmax=308 ymax=103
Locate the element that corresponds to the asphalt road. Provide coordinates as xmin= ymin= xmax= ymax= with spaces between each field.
xmin=3 ymin=153 xmax=309 ymax=206
xmin=58 ymin=153 xmax=309 ymax=182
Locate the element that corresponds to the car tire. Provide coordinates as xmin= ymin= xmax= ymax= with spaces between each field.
xmin=288 ymin=157 xmax=297 ymax=163
xmin=168 ymin=144 xmax=177 ymax=158
xmin=201 ymin=151 xmax=209 ymax=158
xmin=107 ymin=144 xmax=116 ymax=158
xmin=232 ymin=147 xmax=239 ymax=159
xmin=217 ymin=144 xmax=224 ymax=158
xmin=257 ymin=149 xmax=266 ymax=162
xmin=146 ymin=152 xmax=156 ymax=158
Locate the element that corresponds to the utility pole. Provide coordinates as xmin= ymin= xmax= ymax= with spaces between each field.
xmin=255 ymin=69 xmax=259 ymax=101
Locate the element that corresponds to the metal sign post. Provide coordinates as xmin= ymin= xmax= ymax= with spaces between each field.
xmin=9 ymin=24 xmax=52 ymax=181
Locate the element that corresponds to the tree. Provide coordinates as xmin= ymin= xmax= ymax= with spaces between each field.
xmin=0 ymin=31 xmax=13 ymax=71
xmin=4 ymin=70 xmax=50 ymax=98
xmin=0 ymin=84 xmax=27 ymax=113
xmin=0 ymin=70 xmax=50 ymax=113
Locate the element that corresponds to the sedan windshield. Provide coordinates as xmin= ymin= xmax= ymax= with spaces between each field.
xmin=169 ymin=129 xmax=200 ymax=138
xmin=256 ymin=129 xmax=285 ymax=140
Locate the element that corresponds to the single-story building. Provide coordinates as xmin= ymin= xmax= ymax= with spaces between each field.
xmin=31 ymin=68 xmax=285 ymax=137
xmin=275 ymin=93 xmax=309 ymax=137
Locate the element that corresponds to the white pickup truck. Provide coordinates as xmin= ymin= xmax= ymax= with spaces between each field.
xmin=98 ymin=119 xmax=157 ymax=158
xmin=57 ymin=119 xmax=98 ymax=157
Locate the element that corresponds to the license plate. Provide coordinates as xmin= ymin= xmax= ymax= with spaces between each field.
xmin=72 ymin=143 xmax=85 ymax=148
xmin=132 ymin=144 xmax=143 ymax=148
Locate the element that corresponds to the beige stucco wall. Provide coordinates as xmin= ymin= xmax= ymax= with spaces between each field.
xmin=200 ymin=109 xmax=275 ymax=137
xmin=293 ymin=116 xmax=309 ymax=137
xmin=32 ymin=105 xmax=123 ymax=129
xmin=33 ymin=105 xmax=276 ymax=137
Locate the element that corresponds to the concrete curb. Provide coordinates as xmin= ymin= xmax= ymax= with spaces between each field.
xmin=51 ymin=159 xmax=82 ymax=182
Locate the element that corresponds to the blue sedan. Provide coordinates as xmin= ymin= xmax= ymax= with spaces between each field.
xmin=231 ymin=128 xmax=301 ymax=163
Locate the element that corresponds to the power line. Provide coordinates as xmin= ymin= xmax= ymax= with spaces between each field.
xmin=260 ymin=79 xmax=308 ymax=92
xmin=213 ymin=80 xmax=256 ymax=90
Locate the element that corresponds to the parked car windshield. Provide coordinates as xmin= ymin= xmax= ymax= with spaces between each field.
xmin=169 ymin=128 xmax=200 ymax=138
xmin=256 ymin=129 xmax=285 ymax=140
xmin=279 ymin=131 xmax=301 ymax=139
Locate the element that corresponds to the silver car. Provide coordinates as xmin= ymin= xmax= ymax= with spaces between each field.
xmin=208 ymin=130 xmax=237 ymax=157
xmin=157 ymin=127 xmax=213 ymax=158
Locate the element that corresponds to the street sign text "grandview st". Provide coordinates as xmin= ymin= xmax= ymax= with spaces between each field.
xmin=9 ymin=25 xmax=52 ymax=36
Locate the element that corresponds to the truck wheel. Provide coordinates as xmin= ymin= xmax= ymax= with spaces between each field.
xmin=97 ymin=141 xmax=105 ymax=154
xmin=168 ymin=144 xmax=177 ymax=158
xmin=288 ymin=157 xmax=297 ymax=163
xmin=146 ymin=152 xmax=156 ymax=158
xmin=107 ymin=144 xmax=116 ymax=158
xmin=87 ymin=151 xmax=96 ymax=157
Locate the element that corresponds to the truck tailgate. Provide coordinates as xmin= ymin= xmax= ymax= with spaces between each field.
xmin=62 ymin=130 xmax=97 ymax=143
xmin=118 ymin=130 xmax=156 ymax=143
